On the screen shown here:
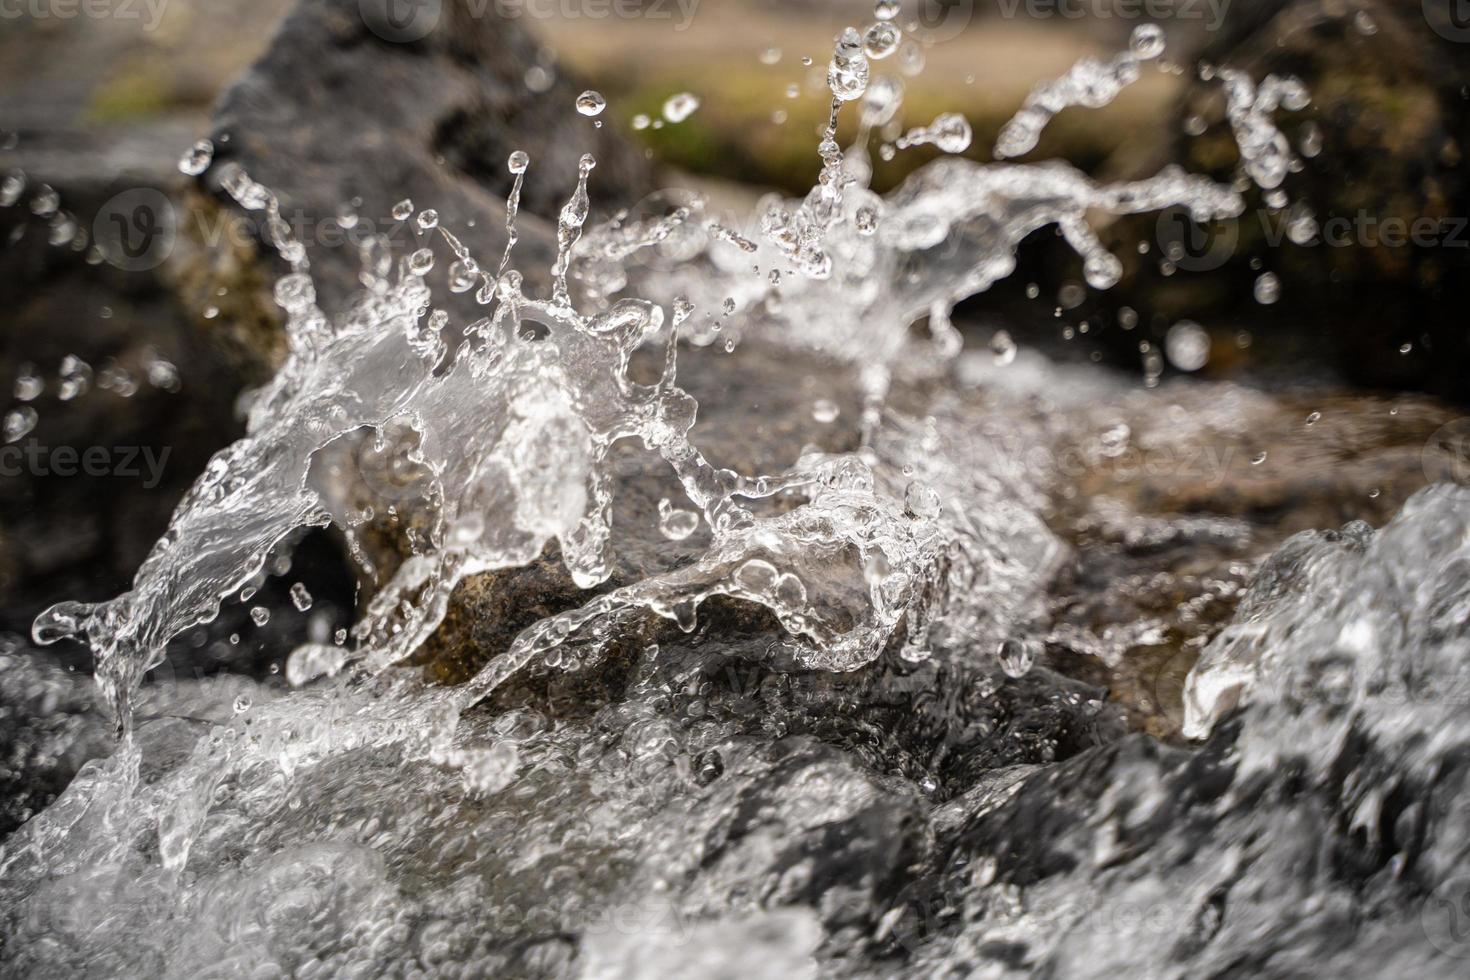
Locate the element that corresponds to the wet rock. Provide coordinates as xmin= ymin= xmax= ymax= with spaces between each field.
xmin=203 ymin=0 xmax=656 ymax=313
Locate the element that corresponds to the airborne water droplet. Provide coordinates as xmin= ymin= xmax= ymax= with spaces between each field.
xmin=990 ymin=329 xmax=1017 ymax=366
xmin=289 ymin=582 xmax=313 ymax=612
xmin=1165 ymin=320 xmax=1211 ymax=372
xmin=575 ymin=90 xmax=606 ymax=117
xmin=997 ymin=638 xmax=1039 ymax=678
xmin=863 ymin=22 xmax=900 ymax=60
xmin=392 ymin=199 xmax=414 ymax=221
xmin=3 ymin=406 xmax=37 ymax=443
xmin=657 ymin=498 xmax=699 ymax=541
xmin=178 ymin=139 xmax=214 ymax=176
xmin=1253 ymin=271 xmax=1281 ymax=305
xmin=250 ymin=606 xmax=270 ymax=626
xmin=662 ymin=92 xmax=700 ymax=123
xmin=812 ymin=398 xmax=839 ymax=423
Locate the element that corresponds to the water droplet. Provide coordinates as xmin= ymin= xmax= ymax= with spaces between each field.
xmin=289 ymin=583 xmax=313 ymax=612
xmin=1130 ymin=24 xmax=1165 ymax=60
xmin=14 ymin=364 xmax=43 ymax=401
xmin=990 ymin=329 xmax=1017 ymax=366
xmin=662 ymin=92 xmax=700 ymax=123
xmin=416 ymin=209 xmax=439 ymax=232
xmin=657 ymin=498 xmax=699 ymax=541
xmin=759 ymin=46 xmax=782 ymax=65
xmin=1253 ymin=271 xmax=1281 ymax=305
xmin=3 ymin=407 xmax=37 ymax=443
xmin=631 ymin=113 xmax=650 ymax=130
xmin=178 ymin=139 xmax=214 ymax=176
xmin=409 ymin=248 xmax=435 ymax=276
xmin=904 ymin=481 xmax=941 ymax=519
xmin=874 ymin=0 xmax=899 ymax=19
xmin=812 ymin=398 xmax=839 ymax=423
xmin=1306 ymin=411 xmax=1321 ymax=426
xmin=997 ymin=638 xmax=1039 ymax=678
xmin=1165 ymin=320 xmax=1211 ymax=372
xmin=250 ymin=606 xmax=270 ymax=626
xmin=575 ymin=90 xmax=606 ymax=117
xmin=392 ymin=199 xmax=414 ymax=221
xmin=233 ymin=694 xmax=252 ymax=714
xmin=1251 ymin=451 xmax=1268 ymax=465
xmin=864 ymin=22 xmax=900 ymax=60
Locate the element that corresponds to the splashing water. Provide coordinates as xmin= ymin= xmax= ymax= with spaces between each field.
xmin=4 ymin=25 xmax=1333 ymax=974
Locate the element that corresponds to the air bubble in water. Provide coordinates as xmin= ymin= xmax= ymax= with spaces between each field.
xmin=3 ymin=407 xmax=37 ymax=443
xmin=662 ymin=92 xmax=700 ymax=123
xmin=1165 ymin=320 xmax=1210 ymax=372
xmin=1253 ymin=271 xmax=1281 ymax=305
xmin=576 ymin=90 xmax=606 ymax=117
xmin=178 ymin=139 xmax=214 ymax=176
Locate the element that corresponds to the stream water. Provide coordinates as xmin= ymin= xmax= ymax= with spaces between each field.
xmin=2 ymin=10 xmax=1468 ymax=978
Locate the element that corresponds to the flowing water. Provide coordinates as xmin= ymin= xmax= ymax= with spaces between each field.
xmin=2 ymin=13 xmax=1465 ymax=978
